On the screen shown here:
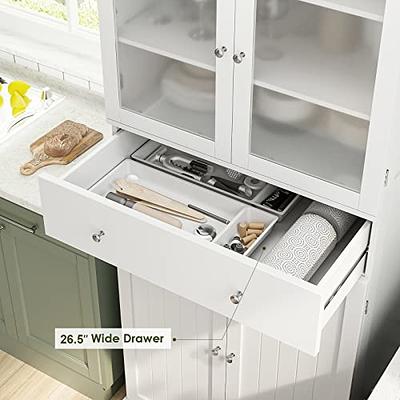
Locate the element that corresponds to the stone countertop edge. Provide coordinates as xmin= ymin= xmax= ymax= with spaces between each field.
xmin=0 ymin=60 xmax=112 ymax=216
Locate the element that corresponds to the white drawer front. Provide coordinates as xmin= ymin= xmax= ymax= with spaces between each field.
xmin=40 ymin=176 xmax=257 ymax=329
xmin=39 ymin=133 xmax=370 ymax=355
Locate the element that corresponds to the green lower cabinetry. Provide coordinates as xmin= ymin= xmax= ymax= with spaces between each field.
xmin=0 ymin=243 xmax=16 ymax=337
xmin=0 ymin=197 xmax=124 ymax=400
xmin=0 ymin=299 xmax=4 ymax=334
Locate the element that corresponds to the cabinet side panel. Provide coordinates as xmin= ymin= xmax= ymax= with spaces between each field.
xmin=358 ymin=46 xmax=400 ymax=396
xmin=360 ymin=0 xmax=400 ymax=214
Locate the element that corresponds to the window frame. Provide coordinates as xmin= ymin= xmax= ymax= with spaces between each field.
xmin=0 ymin=0 xmax=99 ymax=37
xmin=0 ymin=0 xmax=102 ymax=84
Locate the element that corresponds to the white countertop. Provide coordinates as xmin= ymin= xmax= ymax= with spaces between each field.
xmin=369 ymin=348 xmax=400 ymax=399
xmin=0 ymin=60 xmax=112 ymax=215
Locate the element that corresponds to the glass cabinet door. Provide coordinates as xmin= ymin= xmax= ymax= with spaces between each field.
xmin=112 ymin=0 xmax=233 ymax=160
xmin=233 ymin=0 xmax=382 ymax=193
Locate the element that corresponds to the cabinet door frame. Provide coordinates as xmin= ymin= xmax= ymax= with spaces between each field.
xmin=359 ymin=0 xmax=400 ymax=215
xmin=0 ymin=231 xmax=17 ymax=337
xmin=1 ymin=223 xmax=102 ymax=383
xmin=98 ymin=0 xmax=235 ymax=162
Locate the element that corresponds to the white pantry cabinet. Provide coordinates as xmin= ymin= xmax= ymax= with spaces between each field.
xmin=97 ymin=0 xmax=396 ymax=217
xmin=38 ymin=0 xmax=400 ymax=399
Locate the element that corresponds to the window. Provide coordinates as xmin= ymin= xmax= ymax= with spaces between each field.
xmin=5 ymin=0 xmax=99 ymax=31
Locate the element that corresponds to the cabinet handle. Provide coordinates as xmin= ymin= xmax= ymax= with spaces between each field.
xmin=92 ymin=230 xmax=105 ymax=243
xmin=211 ymin=346 xmax=222 ymax=356
xmin=214 ymin=46 xmax=227 ymax=58
xmin=233 ymin=52 xmax=246 ymax=64
xmin=0 ymin=224 xmax=4 ymax=231
xmin=0 ymin=215 xmax=37 ymax=234
xmin=226 ymin=353 xmax=236 ymax=364
xmin=230 ymin=291 xmax=243 ymax=305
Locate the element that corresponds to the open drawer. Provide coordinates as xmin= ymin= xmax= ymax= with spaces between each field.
xmin=39 ymin=131 xmax=370 ymax=355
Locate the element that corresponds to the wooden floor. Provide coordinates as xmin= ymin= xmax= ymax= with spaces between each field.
xmin=0 ymin=350 xmax=126 ymax=400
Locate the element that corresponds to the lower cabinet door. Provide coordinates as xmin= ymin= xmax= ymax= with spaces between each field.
xmin=119 ymin=270 xmax=365 ymax=400
xmin=0 ymin=221 xmax=102 ymax=383
xmin=225 ymin=279 xmax=367 ymax=400
xmin=119 ymin=271 xmax=227 ymax=400
xmin=0 ymin=298 xmax=5 ymax=334
xmin=0 ymin=231 xmax=16 ymax=336
xmin=0 ymin=252 xmax=16 ymax=336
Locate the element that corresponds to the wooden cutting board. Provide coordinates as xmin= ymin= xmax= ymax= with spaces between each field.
xmin=20 ymin=121 xmax=103 ymax=176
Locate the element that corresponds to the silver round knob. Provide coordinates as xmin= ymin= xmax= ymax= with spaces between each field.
xmin=230 ymin=291 xmax=243 ymax=305
xmin=233 ymin=52 xmax=246 ymax=64
xmin=92 ymin=230 xmax=105 ymax=243
xmin=214 ymin=46 xmax=227 ymax=58
xmin=0 ymin=224 xmax=4 ymax=231
xmin=211 ymin=346 xmax=222 ymax=356
xmin=226 ymin=353 xmax=236 ymax=364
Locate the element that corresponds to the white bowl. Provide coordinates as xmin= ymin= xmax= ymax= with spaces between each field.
xmin=254 ymin=87 xmax=317 ymax=125
xmin=162 ymin=63 xmax=215 ymax=112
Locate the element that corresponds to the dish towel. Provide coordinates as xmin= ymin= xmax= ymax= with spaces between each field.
xmin=263 ymin=202 xmax=356 ymax=280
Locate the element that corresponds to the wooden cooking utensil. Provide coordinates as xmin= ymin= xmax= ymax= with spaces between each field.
xmin=114 ymin=179 xmax=206 ymax=222
xmin=133 ymin=202 xmax=183 ymax=229
xmin=20 ymin=121 xmax=103 ymax=176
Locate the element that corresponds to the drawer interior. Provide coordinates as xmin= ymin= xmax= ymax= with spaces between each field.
xmin=64 ymin=132 xmax=369 ymax=287
xmin=89 ymin=158 xmax=279 ymax=258
xmin=130 ymin=140 xmax=300 ymax=220
xmin=250 ymin=198 xmax=366 ymax=285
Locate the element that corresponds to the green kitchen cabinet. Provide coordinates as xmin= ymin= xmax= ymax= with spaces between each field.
xmin=0 ymin=237 xmax=16 ymax=337
xmin=0 ymin=197 xmax=123 ymax=400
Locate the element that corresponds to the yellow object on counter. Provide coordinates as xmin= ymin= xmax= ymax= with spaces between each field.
xmin=8 ymin=80 xmax=31 ymax=117
xmin=8 ymin=80 xmax=31 ymax=96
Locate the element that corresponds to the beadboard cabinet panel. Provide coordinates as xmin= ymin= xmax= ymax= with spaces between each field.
xmin=225 ymin=306 xmax=343 ymax=400
xmin=119 ymin=272 xmax=366 ymax=400
xmin=227 ymin=279 xmax=366 ymax=400
xmin=119 ymin=272 xmax=227 ymax=400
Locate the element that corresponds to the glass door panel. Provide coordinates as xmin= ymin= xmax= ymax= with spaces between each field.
xmin=249 ymin=0 xmax=382 ymax=192
xmin=114 ymin=0 xmax=217 ymax=141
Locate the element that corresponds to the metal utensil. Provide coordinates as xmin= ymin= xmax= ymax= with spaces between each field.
xmin=188 ymin=204 xmax=230 ymax=224
xmin=7 ymin=112 xmax=36 ymax=133
xmin=207 ymin=177 xmax=253 ymax=198
xmin=226 ymin=168 xmax=243 ymax=181
xmin=195 ymin=224 xmax=217 ymax=241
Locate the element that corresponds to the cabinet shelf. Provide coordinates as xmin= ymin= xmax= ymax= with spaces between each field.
xmin=118 ymin=11 xmax=216 ymax=73
xmin=254 ymin=36 xmax=378 ymax=120
xmin=297 ymin=0 xmax=385 ymax=22
xmin=251 ymin=115 xmax=368 ymax=192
